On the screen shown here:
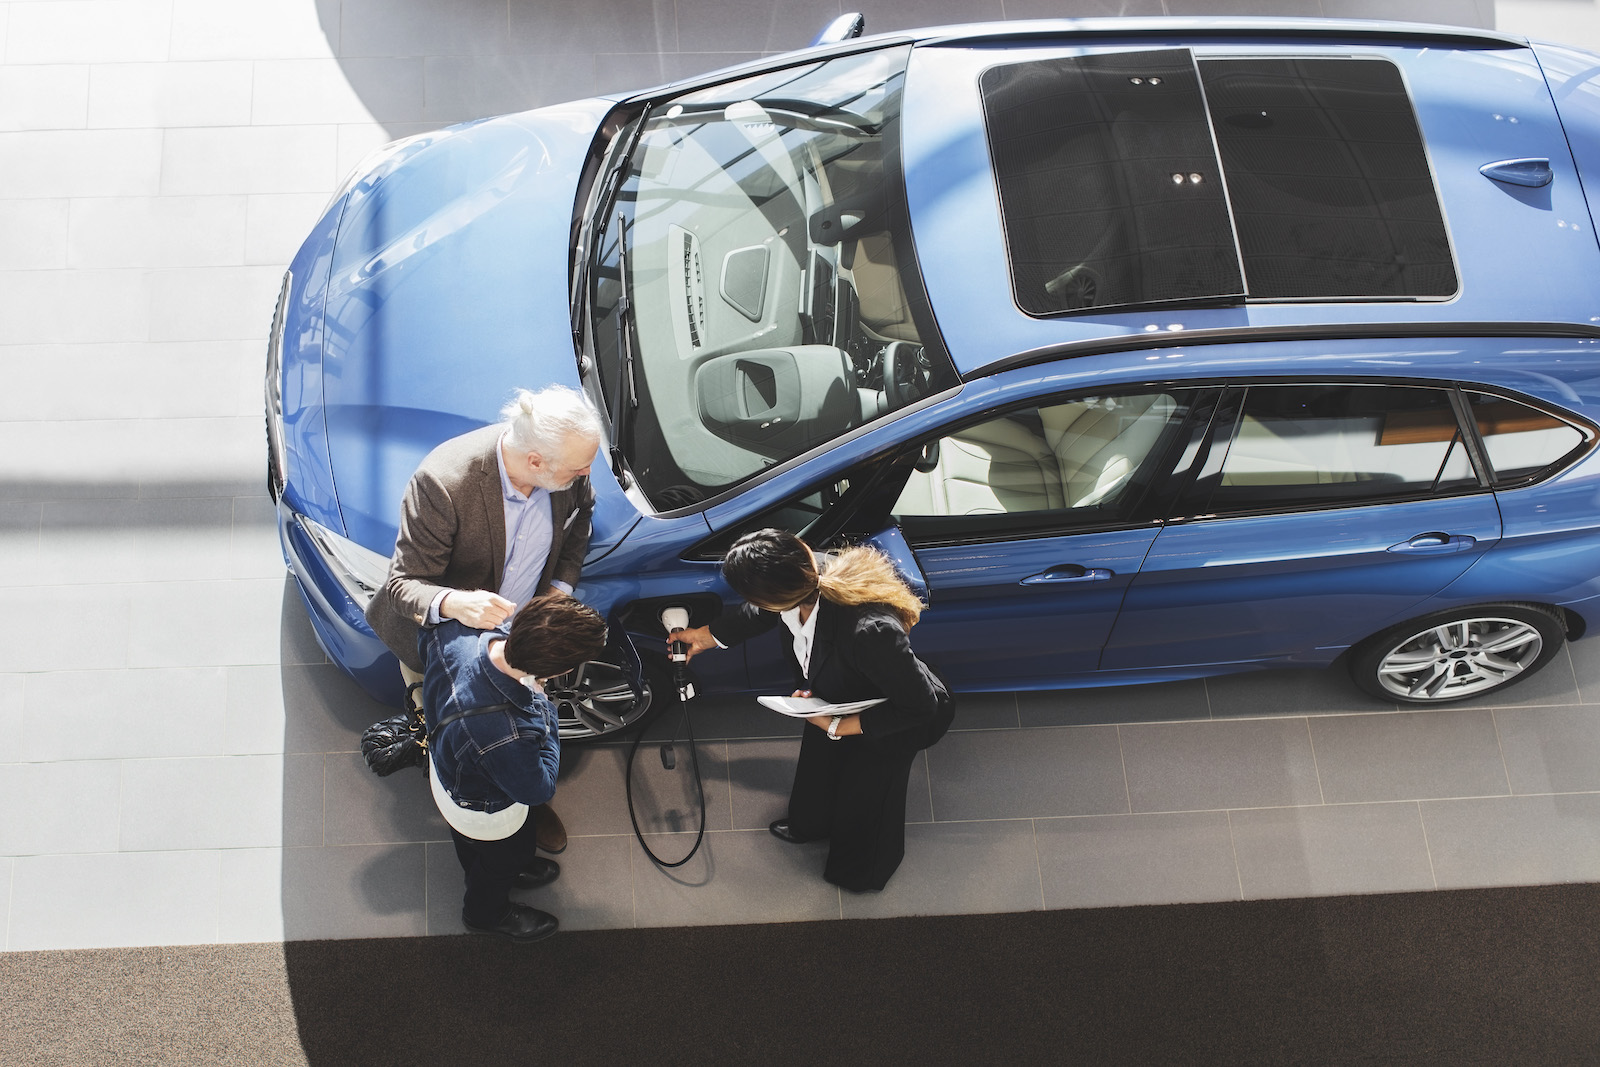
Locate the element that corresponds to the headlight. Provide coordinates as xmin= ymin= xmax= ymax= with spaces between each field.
xmin=298 ymin=515 xmax=392 ymax=609
xmin=264 ymin=270 xmax=292 ymax=501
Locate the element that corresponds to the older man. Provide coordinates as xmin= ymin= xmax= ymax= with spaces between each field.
xmin=367 ymin=383 xmax=603 ymax=854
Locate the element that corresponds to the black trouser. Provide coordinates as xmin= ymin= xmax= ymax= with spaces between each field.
xmin=787 ymin=724 xmax=925 ymax=892
xmin=451 ymin=811 xmax=542 ymax=926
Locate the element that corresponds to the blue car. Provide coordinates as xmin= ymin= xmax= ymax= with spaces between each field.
xmin=268 ymin=16 xmax=1600 ymax=740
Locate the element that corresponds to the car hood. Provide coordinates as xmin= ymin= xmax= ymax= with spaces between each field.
xmin=320 ymin=100 xmax=638 ymax=555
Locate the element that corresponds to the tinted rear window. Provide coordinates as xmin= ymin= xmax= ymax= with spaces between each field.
xmin=980 ymin=51 xmax=1456 ymax=316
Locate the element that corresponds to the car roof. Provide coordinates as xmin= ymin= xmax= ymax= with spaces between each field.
xmin=888 ymin=20 xmax=1600 ymax=380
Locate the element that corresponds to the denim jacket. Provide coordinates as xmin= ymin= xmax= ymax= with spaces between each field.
xmin=419 ymin=620 xmax=560 ymax=813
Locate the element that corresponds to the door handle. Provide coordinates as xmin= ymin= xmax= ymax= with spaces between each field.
xmin=1387 ymin=532 xmax=1477 ymax=555
xmin=1020 ymin=565 xmax=1114 ymax=585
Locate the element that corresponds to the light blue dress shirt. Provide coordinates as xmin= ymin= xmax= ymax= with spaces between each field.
xmin=427 ymin=432 xmax=569 ymax=623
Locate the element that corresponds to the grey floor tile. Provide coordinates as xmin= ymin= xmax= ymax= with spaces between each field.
xmin=725 ymin=737 xmax=802 ymax=830
xmin=0 ymin=502 xmax=43 ymax=586
xmin=1205 ymin=667 xmax=1391 ymax=718
xmin=421 ymin=53 xmax=598 ymax=123
xmin=0 ymin=675 xmax=21 ymax=756
xmin=1435 ymin=643 xmax=1584 ymax=711
xmin=1322 ymin=0 xmax=1492 ymax=28
xmin=21 ymin=666 xmax=228 ymax=761
xmin=841 ymin=820 xmax=1042 ymax=919
xmin=928 ymin=725 xmax=1128 ymax=821
xmin=10 ymin=851 xmax=223 ymax=951
xmin=0 ymin=760 xmax=122 ymax=855
xmin=1230 ymin=803 xmax=1436 ymax=900
xmin=324 ymin=752 xmax=450 ymax=845
xmin=674 ymin=0 xmax=842 ymax=52
xmin=340 ymin=0 xmax=512 ymax=58
xmin=948 ymin=691 xmax=1018 ymax=731
xmin=510 ymin=0 xmax=676 ymax=54
xmin=426 ymin=834 xmax=639 ymax=935
xmin=1004 ymin=0 xmax=1164 ymax=16
xmin=1121 ymin=717 xmax=1321 ymax=813
xmin=279 ymin=661 xmax=387 ymax=755
xmin=0 ymin=857 xmax=12 ymax=950
xmin=906 ymin=749 xmax=933 ymax=825
xmin=224 ymin=664 xmax=292 ymax=754
xmin=126 ymin=578 xmax=284 ymax=668
xmin=554 ymin=743 xmax=672 ymax=838
xmin=283 ymin=752 xmax=326 ymax=847
xmin=280 ymin=843 xmax=428 ymax=941
xmin=118 ymin=755 xmax=284 ymax=851
xmin=229 ymin=499 xmax=289 ymax=580
xmin=1309 ymin=709 xmax=1510 ymax=804
xmin=631 ymin=828 xmax=840 ymax=928
xmin=855 ymin=0 xmax=1004 ymax=35
xmin=0 ymin=585 xmax=130 ymax=672
xmin=218 ymin=848 xmax=289 ymax=943
xmin=603 ymin=737 xmax=733 ymax=835
xmin=1035 ymin=811 xmax=1241 ymax=910
xmin=1167 ymin=0 xmax=1322 ymax=12
xmin=1574 ymin=637 xmax=1600 ymax=703
xmin=1018 ymin=680 xmax=1209 ymax=728
xmin=1423 ymin=794 xmax=1600 ymax=889
xmin=1495 ymin=704 xmax=1600 ymax=795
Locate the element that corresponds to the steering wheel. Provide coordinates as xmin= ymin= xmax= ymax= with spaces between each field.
xmin=882 ymin=341 xmax=932 ymax=408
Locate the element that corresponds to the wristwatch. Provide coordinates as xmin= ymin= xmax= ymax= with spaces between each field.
xmin=826 ymin=715 xmax=844 ymax=741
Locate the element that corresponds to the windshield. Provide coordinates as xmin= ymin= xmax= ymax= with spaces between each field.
xmin=585 ymin=45 xmax=955 ymax=511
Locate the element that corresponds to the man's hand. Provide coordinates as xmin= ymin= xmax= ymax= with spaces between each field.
xmin=669 ymin=625 xmax=720 ymax=660
xmin=441 ymin=589 xmax=516 ymax=629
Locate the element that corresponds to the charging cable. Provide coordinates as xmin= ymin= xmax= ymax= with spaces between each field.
xmin=624 ymin=606 xmax=708 ymax=868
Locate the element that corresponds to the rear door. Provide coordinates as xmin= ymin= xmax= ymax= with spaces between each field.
xmin=1102 ymin=382 xmax=1502 ymax=671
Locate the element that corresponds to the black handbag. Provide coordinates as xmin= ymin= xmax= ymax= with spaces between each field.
xmin=361 ymin=683 xmax=428 ymax=776
xmin=361 ymin=686 xmax=517 ymax=777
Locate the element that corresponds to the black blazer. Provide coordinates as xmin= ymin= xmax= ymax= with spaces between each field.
xmin=712 ymin=598 xmax=953 ymax=748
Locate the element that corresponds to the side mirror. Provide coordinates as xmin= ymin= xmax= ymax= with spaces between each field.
xmin=811 ymin=12 xmax=865 ymax=47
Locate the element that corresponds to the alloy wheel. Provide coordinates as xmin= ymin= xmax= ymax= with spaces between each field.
xmin=1374 ymin=617 xmax=1545 ymax=701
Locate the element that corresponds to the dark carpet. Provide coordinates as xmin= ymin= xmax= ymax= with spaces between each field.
xmin=7 ymin=884 xmax=1600 ymax=1065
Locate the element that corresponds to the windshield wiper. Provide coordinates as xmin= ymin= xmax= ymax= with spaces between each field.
xmin=609 ymin=210 xmax=638 ymax=491
xmin=572 ymin=108 xmax=650 ymax=350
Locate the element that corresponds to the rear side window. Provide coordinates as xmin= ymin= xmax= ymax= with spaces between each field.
xmin=980 ymin=51 xmax=1455 ymax=315
xmin=1464 ymin=391 xmax=1589 ymax=485
xmin=1206 ymin=384 xmax=1477 ymax=513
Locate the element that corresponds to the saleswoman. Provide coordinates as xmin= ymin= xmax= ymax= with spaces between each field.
xmin=674 ymin=528 xmax=954 ymax=892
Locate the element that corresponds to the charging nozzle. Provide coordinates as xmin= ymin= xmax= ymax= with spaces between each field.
xmin=660 ymin=606 xmax=696 ymax=702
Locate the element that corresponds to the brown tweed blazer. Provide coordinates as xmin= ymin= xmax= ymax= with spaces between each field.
xmin=365 ymin=424 xmax=594 ymax=671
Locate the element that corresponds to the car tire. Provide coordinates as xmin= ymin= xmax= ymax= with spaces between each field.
xmin=1349 ymin=603 xmax=1566 ymax=705
xmin=546 ymin=655 xmax=659 ymax=742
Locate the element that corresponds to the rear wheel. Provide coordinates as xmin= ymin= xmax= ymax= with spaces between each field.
xmin=1349 ymin=604 xmax=1565 ymax=705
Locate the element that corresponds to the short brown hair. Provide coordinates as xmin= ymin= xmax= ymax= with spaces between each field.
xmin=502 ymin=594 xmax=607 ymax=677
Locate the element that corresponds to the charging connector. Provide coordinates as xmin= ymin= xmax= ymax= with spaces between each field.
xmin=660 ymin=607 xmax=695 ymax=703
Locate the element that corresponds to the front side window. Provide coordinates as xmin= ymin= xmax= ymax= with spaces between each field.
xmin=893 ymin=389 xmax=1193 ymax=538
xmin=1205 ymin=384 xmax=1477 ymax=514
xmin=585 ymin=46 xmax=955 ymax=511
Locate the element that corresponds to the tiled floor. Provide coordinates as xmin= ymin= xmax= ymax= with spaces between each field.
xmin=3 ymin=0 xmax=1598 ymax=952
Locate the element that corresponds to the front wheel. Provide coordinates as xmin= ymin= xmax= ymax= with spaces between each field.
xmin=1349 ymin=604 xmax=1565 ymax=705
xmin=547 ymin=657 xmax=656 ymax=741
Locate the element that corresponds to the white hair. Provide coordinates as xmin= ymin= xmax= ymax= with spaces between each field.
xmin=501 ymin=385 xmax=602 ymax=457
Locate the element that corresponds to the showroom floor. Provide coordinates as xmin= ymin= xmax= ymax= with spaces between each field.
xmin=4 ymin=0 xmax=1599 ymax=952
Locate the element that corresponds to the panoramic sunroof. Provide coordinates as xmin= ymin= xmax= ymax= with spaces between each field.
xmin=979 ymin=50 xmax=1457 ymax=317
